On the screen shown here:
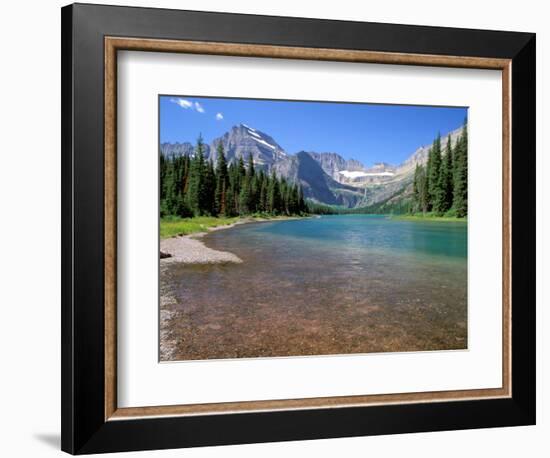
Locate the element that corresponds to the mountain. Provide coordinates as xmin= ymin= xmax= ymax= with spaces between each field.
xmin=306 ymin=152 xmax=364 ymax=181
xmin=208 ymin=124 xmax=287 ymax=168
xmin=272 ymin=152 xmax=364 ymax=206
xmin=400 ymin=128 xmax=462 ymax=171
xmin=160 ymin=141 xmax=199 ymax=158
xmin=160 ymin=124 xmax=462 ymax=208
xmin=350 ymin=129 xmax=462 ymax=206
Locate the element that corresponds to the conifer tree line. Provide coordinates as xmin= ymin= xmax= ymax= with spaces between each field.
xmin=412 ymin=121 xmax=468 ymax=217
xmin=160 ymin=136 xmax=308 ymax=218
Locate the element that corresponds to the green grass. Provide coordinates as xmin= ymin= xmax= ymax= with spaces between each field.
xmin=160 ymin=214 xmax=305 ymax=239
xmin=160 ymin=216 xmax=240 ymax=239
xmin=391 ymin=212 xmax=467 ymax=223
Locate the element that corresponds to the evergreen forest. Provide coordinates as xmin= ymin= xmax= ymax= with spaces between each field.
xmin=160 ymin=137 xmax=308 ymax=218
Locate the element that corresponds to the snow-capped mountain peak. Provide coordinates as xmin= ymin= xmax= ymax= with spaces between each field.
xmin=160 ymin=123 xmax=463 ymax=209
xmin=206 ymin=124 xmax=287 ymax=165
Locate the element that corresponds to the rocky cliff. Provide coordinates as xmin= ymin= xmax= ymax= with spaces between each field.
xmin=161 ymin=124 xmax=463 ymax=208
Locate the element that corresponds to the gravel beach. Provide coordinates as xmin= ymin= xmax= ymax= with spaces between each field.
xmin=159 ymin=224 xmax=244 ymax=359
xmin=160 ymin=235 xmax=242 ymax=264
xmin=159 ymin=217 xmax=303 ymax=265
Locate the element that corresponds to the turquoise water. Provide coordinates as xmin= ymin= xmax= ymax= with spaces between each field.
xmin=253 ymin=215 xmax=466 ymax=259
xmin=161 ymin=215 xmax=467 ymax=361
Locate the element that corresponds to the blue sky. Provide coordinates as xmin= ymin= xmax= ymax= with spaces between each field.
xmin=160 ymin=95 xmax=467 ymax=166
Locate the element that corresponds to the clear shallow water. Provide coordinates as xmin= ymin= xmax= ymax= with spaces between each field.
xmin=161 ymin=215 xmax=467 ymax=361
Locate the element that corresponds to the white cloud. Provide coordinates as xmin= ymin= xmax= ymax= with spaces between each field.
xmin=170 ymin=98 xmax=206 ymax=114
xmin=170 ymin=98 xmax=193 ymax=109
xmin=215 ymin=112 xmax=224 ymax=121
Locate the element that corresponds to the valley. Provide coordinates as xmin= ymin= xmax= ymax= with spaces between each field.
xmin=161 ymin=123 xmax=463 ymax=210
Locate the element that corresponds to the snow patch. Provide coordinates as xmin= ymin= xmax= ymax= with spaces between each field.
xmin=248 ymin=130 xmax=261 ymax=139
xmin=242 ymin=123 xmax=256 ymax=132
xmin=339 ymin=170 xmax=394 ymax=178
xmin=252 ymin=137 xmax=276 ymax=150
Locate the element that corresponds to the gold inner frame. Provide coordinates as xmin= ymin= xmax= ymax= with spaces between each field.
xmin=104 ymin=37 xmax=512 ymax=421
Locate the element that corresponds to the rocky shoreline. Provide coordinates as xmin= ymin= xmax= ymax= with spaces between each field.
xmin=160 ymin=216 xmax=305 ymax=265
xmin=160 ymin=219 xmax=256 ymax=265
xmin=160 ymin=231 xmax=242 ymax=361
xmin=160 ymin=234 xmax=242 ymax=265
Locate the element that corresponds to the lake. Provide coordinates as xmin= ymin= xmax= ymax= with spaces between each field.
xmin=160 ymin=215 xmax=467 ymax=361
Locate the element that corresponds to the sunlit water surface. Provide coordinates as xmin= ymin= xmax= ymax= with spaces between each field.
xmin=161 ymin=215 xmax=467 ymax=361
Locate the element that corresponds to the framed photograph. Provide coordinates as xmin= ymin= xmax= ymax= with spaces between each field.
xmin=61 ymin=3 xmax=536 ymax=454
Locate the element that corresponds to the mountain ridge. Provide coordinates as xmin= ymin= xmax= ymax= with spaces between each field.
xmin=160 ymin=123 xmax=463 ymax=208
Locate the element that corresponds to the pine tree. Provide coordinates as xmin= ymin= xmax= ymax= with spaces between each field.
xmin=160 ymin=134 xmax=310 ymax=219
xmin=182 ymin=155 xmax=190 ymax=196
xmin=246 ymin=153 xmax=255 ymax=179
xmin=160 ymin=153 xmax=167 ymax=202
xmin=186 ymin=135 xmax=207 ymax=216
xmin=453 ymin=122 xmax=468 ymax=217
xmin=436 ymin=135 xmax=454 ymax=214
xmin=279 ymin=178 xmax=288 ymax=215
xmin=227 ymin=162 xmax=239 ymax=216
xmin=267 ymin=171 xmax=281 ymax=214
xmin=214 ymin=143 xmax=228 ymax=216
xmin=413 ymin=163 xmax=422 ymax=212
xmin=427 ymin=133 xmax=442 ymax=210
xmin=173 ymin=156 xmax=186 ymax=216
xmin=203 ymin=160 xmax=216 ymax=215
xmin=164 ymin=157 xmax=178 ymax=216
xmin=237 ymin=155 xmax=246 ymax=188
xmin=414 ymin=164 xmax=429 ymax=214
xmin=239 ymin=174 xmax=253 ymax=215
xmin=426 ymin=148 xmax=433 ymax=212
xmin=246 ymin=153 xmax=256 ymax=213
xmin=258 ymin=171 xmax=267 ymax=213
xmin=433 ymin=140 xmax=450 ymax=215
xmin=238 ymin=154 xmax=255 ymax=215
xmin=298 ymin=186 xmax=307 ymax=214
xmin=287 ymin=184 xmax=299 ymax=215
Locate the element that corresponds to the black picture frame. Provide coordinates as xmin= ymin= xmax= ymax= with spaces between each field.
xmin=61 ymin=3 xmax=536 ymax=454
